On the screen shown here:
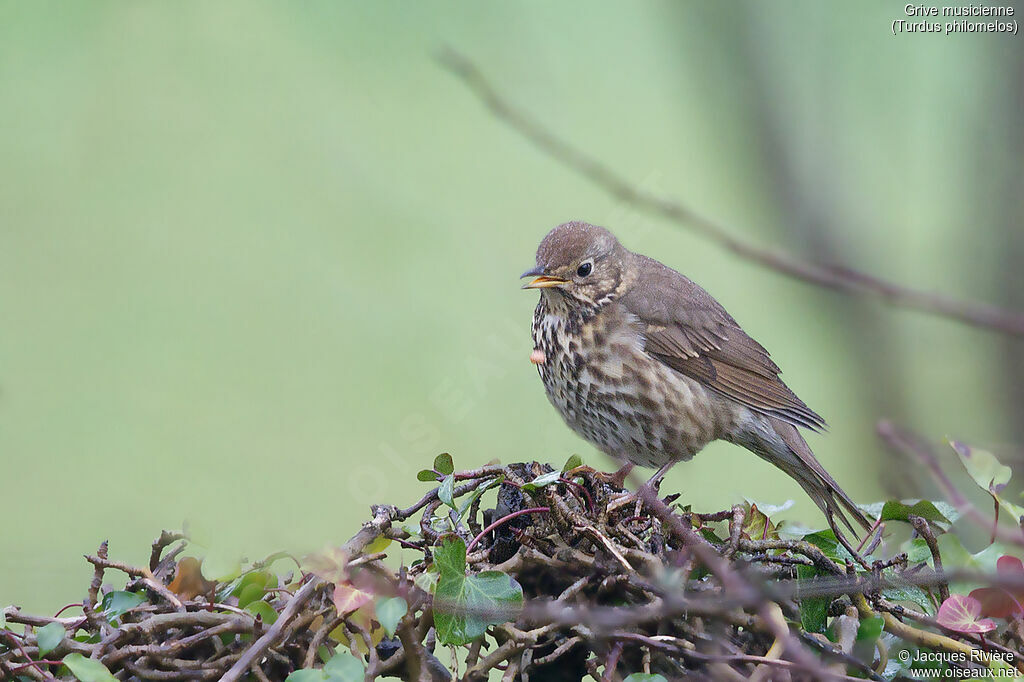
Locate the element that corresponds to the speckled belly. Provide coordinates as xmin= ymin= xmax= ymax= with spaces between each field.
xmin=532 ymin=302 xmax=727 ymax=468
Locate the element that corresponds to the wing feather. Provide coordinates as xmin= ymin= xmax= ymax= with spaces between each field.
xmin=621 ymin=255 xmax=825 ymax=431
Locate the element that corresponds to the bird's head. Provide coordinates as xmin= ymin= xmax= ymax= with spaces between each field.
xmin=521 ymin=221 xmax=631 ymax=307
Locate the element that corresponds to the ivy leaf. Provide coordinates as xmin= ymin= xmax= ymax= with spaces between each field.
xmin=951 ymin=441 xmax=1024 ymax=531
xmin=970 ymin=585 xmax=1023 ymax=619
xmin=877 ymin=499 xmax=955 ymax=528
xmin=952 ymin=441 xmax=1011 ymax=497
xmin=375 ymin=597 xmax=408 ymax=637
xmin=936 ymin=594 xmax=996 ymax=634
xmin=333 ymin=582 xmax=373 ymax=616
xmin=167 ymin=557 xmax=213 ymax=600
xmin=903 ymin=538 xmax=932 ymax=564
xmin=364 ymin=535 xmax=392 ymax=555
xmin=969 ymin=555 xmax=1024 ymax=618
xmin=562 ymin=454 xmax=583 ymax=472
xmin=417 ymin=469 xmax=438 ymax=482
xmin=699 ymin=527 xmax=725 ymax=544
xmin=245 ymin=600 xmax=279 ymax=625
xmin=323 ymin=649 xmax=366 ymax=681
xmin=414 ymin=570 xmax=438 ymax=594
xmin=100 ymin=590 xmax=146 ymax=620
xmin=741 ymin=502 xmax=776 ymax=541
xmin=856 ymin=615 xmax=884 ymax=642
xmin=521 ymin=470 xmax=561 ymax=492
xmin=623 ymin=675 xmax=668 ymax=682
xmin=62 ymin=653 xmax=119 ymax=682
xmin=438 ymin=474 xmax=456 ymax=510
xmin=285 ymin=671 xmax=327 ymax=682
xmin=882 ymin=584 xmax=936 ymax=615
xmin=457 ymin=476 xmax=504 ymax=520
xmin=433 ymin=453 xmax=454 ymax=476
xmin=36 ymin=621 xmax=65 ymax=657
xmin=936 ymin=533 xmax=980 ymax=571
xmin=432 ymin=537 xmax=523 ymax=645
xmin=233 ymin=572 xmax=272 ymax=608
xmin=802 ymin=529 xmax=855 ymax=563
xmin=795 ymin=565 xmax=829 ymax=633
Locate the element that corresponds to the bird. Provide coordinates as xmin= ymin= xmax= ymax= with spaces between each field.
xmin=521 ymin=220 xmax=870 ymax=537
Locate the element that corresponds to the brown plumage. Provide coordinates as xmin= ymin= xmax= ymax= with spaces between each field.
xmin=523 ymin=221 xmax=869 ymax=534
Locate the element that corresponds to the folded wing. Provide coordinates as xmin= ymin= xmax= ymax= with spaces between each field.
xmin=619 ymin=255 xmax=826 ymax=431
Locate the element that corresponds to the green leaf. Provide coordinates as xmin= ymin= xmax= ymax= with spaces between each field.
xmin=414 ymin=570 xmax=438 ymax=593
xmin=236 ymin=582 xmax=266 ymax=608
xmin=877 ymin=499 xmax=954 ymax=527
xmin=323 ymin=649 xmax=366 ymax=681
xmin=950 ymin=441 xmax=1024 ymax=531
xmin=937 ymin=533 xmax=978 ymax=570
xmin=434 ymin=453 xmax=454 ymax=476
xmin=952 ymin=441 xmax=1011 ymax=497
xmin=883 ymin=584 xmax=936 ymax=615
xmin=62 ymin=653 xmax=118 ymax=682
xmin=457 ymin=476 xmax=503 ymax=520
xmin=432 ymin=537 xmax=523 ymax=645
xmin=623 ymin=675 xmax=668 ymax=682
xmin=438 ymin=474 xmax=456 ymax=509
xmin=100 ymin=590 xmax=146 ymax=620
xmin=233 ymin=571 xmax=272 ymax=608
xmin=521 ymin=470 xmax=561 ymax=492
xmin=417 ymin=469 xmax=438 ymax=482
xmin=856 ymin=615 xmax=884 ymax=642
xmin=245 ymin=600 xmax=279 ymax=625
xmin=375 ymin=597 xmax=407 ymax=637
xmin=562 ymin=454 xmax=583 ymax=472
xmin=802 ymin=529 xmax=854 ymax=563
xmin=36 ymin=621 xmax=65 ymax=657
xmin=795 ymin=565 xmax=829 ymax=633
xmin=285 ymin=671 xmax=326 ymax=682
xmin=699 ymin=527 xmax=725 ymax=544
xmin=903 ymin=538 xmax=933 ymax=564
xmin=971 ymin=542 xmax=1023 ymax=573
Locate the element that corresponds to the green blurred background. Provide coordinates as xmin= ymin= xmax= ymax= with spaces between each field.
xmin=2 ymin=1 xmax=1022 ymax=613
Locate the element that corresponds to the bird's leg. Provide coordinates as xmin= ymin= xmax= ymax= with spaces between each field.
xmin=645 ymin=461 xmax=675 ymax=490
xmin=591 ymin=462 xmax=634 ymax=490
xmin=606 ymin=462 xmax=677 ymax=513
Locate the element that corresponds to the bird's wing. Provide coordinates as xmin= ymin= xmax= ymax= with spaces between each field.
xmin=619 ymin=255 xmax=825 ymax=431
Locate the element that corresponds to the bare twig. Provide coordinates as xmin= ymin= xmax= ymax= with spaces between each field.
xmin=437 ymin=48 xmax=1024 ymax=338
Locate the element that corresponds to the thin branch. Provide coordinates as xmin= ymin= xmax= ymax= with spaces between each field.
xmin=437 ymin=48 xmax=1024 ymax=338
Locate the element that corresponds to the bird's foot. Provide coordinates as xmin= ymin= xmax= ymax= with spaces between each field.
xmin=593 ymin=463 xmax=635 ymax=490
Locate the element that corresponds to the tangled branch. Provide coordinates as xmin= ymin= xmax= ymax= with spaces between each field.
xmin=3 ymin=457 xmax=1023 ymax=681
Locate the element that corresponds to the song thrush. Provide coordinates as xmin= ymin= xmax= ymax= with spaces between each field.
xmin=522 ymin=221 xmax=869 ymax=534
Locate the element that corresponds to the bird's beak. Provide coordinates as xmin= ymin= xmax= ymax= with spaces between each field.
xmin=520 ymin=267 xmax=568 ymax=289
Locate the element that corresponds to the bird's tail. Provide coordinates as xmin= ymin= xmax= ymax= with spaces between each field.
xmin=764 ymin=417 xmax=872 ymax=535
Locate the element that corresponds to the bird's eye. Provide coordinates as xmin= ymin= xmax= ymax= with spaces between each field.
xmin=576 ymin=261 xmax=593 ymax=277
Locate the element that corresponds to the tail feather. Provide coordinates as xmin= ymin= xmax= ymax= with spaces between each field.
xmin=766 ymin=417 xmax=872 ymax=534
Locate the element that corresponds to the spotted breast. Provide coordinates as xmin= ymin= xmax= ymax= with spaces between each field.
xmin=531 ymin=291 xmax=733 ymax=468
